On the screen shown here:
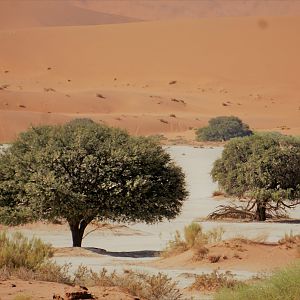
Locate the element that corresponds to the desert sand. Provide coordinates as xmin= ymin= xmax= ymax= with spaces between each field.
xmin=0 ymin=1 xmax=300 ymax=299
xmin=0 ymin=280 xmax=137 ymax=300
xmin=0 ymin=1 xmax=300 ymax=143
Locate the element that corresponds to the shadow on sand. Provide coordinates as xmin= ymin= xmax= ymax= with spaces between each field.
xmin=270 ymin=219 xmax=300 ymax=224
xmin=84 ymin=247 xmax=160 ymax=258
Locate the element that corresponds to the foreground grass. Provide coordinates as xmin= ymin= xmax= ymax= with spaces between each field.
xmin=0 ymin=231 xmax=182 ymax=300
xmin=215 ymin=263 xmax=300 ymax=300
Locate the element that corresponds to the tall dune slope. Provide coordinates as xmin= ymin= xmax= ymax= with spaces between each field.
xmin=0 ymin=17 xmax=299 ymax=142
xmin=76 ymin=0 xmax=300 ymax=20
xmin=0 ymin=0 xmax=139 ymax=30
xmin=1 ymin=17 xmax=299 ymax=85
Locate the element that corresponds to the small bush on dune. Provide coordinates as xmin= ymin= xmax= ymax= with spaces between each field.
xmin=162 ymin=231 xmax=188 ymax=258
xmin=162 ymin=223 xmax=225 ymax=259
xmin=215 ymin=263 xmax=300 ymax=300
xmin=184 ymin=222 xmax=203 ymax=248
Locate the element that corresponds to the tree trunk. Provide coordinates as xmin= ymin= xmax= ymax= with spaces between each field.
xmin=68 ymin=219 xmax=90 ymax=247
xmin=255 ymin=202 xmax=266 ymax=221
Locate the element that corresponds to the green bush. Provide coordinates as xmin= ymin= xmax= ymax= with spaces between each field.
xmin=0 ymin=232 xmax=53 ymax=270
xmin=0 ymin=231 xmax=72 ymax=284
xmin=196 ymin=116 xmax=252 ymax=141
xmin=215 ymin=263 xmax=300 ymax=300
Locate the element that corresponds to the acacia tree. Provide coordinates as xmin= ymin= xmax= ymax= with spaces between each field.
xmin=210 ymin=133 xmax=300 ymax=221
xmin=196 ymin=116 xmax=252 ymax=141
xmin=0 ymin=119 xmax=188 ymax=246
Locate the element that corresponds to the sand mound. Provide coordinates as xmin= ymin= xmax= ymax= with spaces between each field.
xmin=150 ymin=238 xmax=299 ymax=273
xmin=0 ymin=280 xmax=137 ymax=300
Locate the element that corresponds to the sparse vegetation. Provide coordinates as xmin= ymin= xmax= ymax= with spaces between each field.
xmin=278 ymin=231 xmax=300 ymax=246
xmin=43 ymin=88 xmax=56 ymax=92
xmin=169 ymin=80 xmax=177 ymax=85
xmin=0 ymin=232 xmax=71 ymax=284
xmin=96 ymin=93 xmax=106 ymax=99
xmin=190 ymin=270 xmax=240 ymax=292
xmin=0 ymin=233 xmax=181 ymax=299
xmin=160 ymin=119 xmax=169 ymax=124
xmin=210 ymin=133 xmax=300 ymax=221
xmin=0 ymin=119 xmax=187 ymax=247
xmin=72 ymin=266 xmax=182 ymax=300
xmin=196 ymin=116 xmax=252 ymax=141
xmin=0 ymin=232 xmax=53 ymax=270
xmin=215 ymin=263 xmax=300 ymax=300
xmin=162 ymin=223 xmax=224 ymax=259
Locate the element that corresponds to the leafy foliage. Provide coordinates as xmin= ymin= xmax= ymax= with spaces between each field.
xmin=211 ymin=133 xmax=300 ymax=220
xmin=0 ymin=119 xmax=187 ymax=246
xmin=215 ymin=263 xmax=300 ymax=300
xmin=196 ymin=116 xmax=252 ymax=141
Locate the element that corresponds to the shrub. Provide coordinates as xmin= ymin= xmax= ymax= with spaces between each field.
xmin=0 ymin=232 xmax=53 ymax=270
xmin=190 ymin=270 xmax=241 ymax=292
xmin=162 ymin=223 xmax=225 ymax=258
xmin=0 ymin=231 xmax=72 ymax=284
xmin=278 ymin=231 xmax=300 ymax=245
xmin=71 ymin=266 xmax=182 ymax=300
xmin=196 ymin=116 xmax=252 ymax=141
xmin=215 ymin=263 xmax=300 ymax=300
xmin=162 ymin=231 xmax=188 ymax=257
xmin=184 ymin=223 xmax=203 ymax=248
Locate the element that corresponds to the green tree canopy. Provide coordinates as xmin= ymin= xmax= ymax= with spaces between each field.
xmin=196 ymin=116 xmax=252 ymax=141
xmin=210 ymin=133 xmax=300 ymax=221
xmin=0 ymin=119 xmax=188 ymax=246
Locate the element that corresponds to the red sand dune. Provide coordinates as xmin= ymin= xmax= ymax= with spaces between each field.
xmin=0 ymin=8 xmax=299 ymax=142
xmin=76 ymin=0 xmax=300 ymax=20
xmin=0 ymin=0 xmax=140 ymax=30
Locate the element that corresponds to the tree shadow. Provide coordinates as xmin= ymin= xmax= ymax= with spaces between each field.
xmin=270 ymin=219 xmax=300 ymax=224
xmin=84 ymin=247 xmax=160 ymax=258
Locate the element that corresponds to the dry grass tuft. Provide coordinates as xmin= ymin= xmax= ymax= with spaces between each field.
xmin=72 ymin=265 xmax=182 ymax=300
xmin=162 ymin=223 xmax=225 ymax=260
xmin=190 ymin=270 xmax=241 ymax=292
xmin=278 ymin=231 xmax=300 ymax=247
